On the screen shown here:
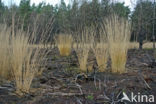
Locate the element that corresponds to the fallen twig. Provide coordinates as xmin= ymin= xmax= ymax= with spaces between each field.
xmin=46 ymin=92 xmax=84 ymax=96
xmin=139 ymin=73 xmax=152 ymax=89
xmin=94 ymin=75 xmax=101 ymax=90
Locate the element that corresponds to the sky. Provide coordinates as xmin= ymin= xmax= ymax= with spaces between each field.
xmin=2 ymin=0 xmax=70 ymax=6
xmin=2 ymin=0 xmax=134 ymax=10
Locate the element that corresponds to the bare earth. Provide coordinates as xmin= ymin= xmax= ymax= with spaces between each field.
xmin=0 ymin=49 xmax=155 ymax=104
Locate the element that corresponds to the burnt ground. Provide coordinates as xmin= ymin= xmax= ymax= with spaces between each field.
xmin=0 ymin=49 xmax=156 ymax=104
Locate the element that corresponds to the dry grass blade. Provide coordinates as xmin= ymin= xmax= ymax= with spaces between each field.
xmin=93 ymin=43 xmax=108 ymax=72
xmin=0 ymin=24 xmax=11 ymax=79
xmin=92 ymin=25 xmax=108 ymax=72
xmin=4 ymin=15 xmax=53 ymax=96
xmin=11 ymin=31 xmax=34 ymax=94
xmin=74 ymin=27 xmax=92 ymax=72
xmin=105 ymin=15 xmax=131 ymax=74
xmin=55 ymin=34 xmax=73 ymax=56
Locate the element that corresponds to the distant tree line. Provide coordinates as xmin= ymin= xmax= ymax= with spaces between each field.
xmin=0 ymin=0 xmax=155 ymax=42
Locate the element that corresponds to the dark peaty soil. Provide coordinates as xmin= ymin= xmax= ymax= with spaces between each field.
xmin=0 ymin=49 xmax=156 ymax=104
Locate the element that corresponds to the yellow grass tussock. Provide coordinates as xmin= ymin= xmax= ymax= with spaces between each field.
xmin=105 ymin=15 xmax=131 ymax=74
xmin=93 ymin=43 xmax=108 ymax=72
xmin=92 ymin=25 xmax=108 ymax=72
xmin=74 ymin=28 xmax=92 ymax=72
xmin=56 ymin=34 xmax=73 ymax=56
xmin=0 ymin=16 xmax=53 ymax=96
xmin=0 ymin=24 xmax=11 ymax=79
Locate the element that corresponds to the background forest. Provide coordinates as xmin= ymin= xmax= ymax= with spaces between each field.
xmin=0 ymin=0 xmax=155 ymax=42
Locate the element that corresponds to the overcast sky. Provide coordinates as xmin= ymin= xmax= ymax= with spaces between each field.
xmin=2 ymin=0 xmax=134 ymax=10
